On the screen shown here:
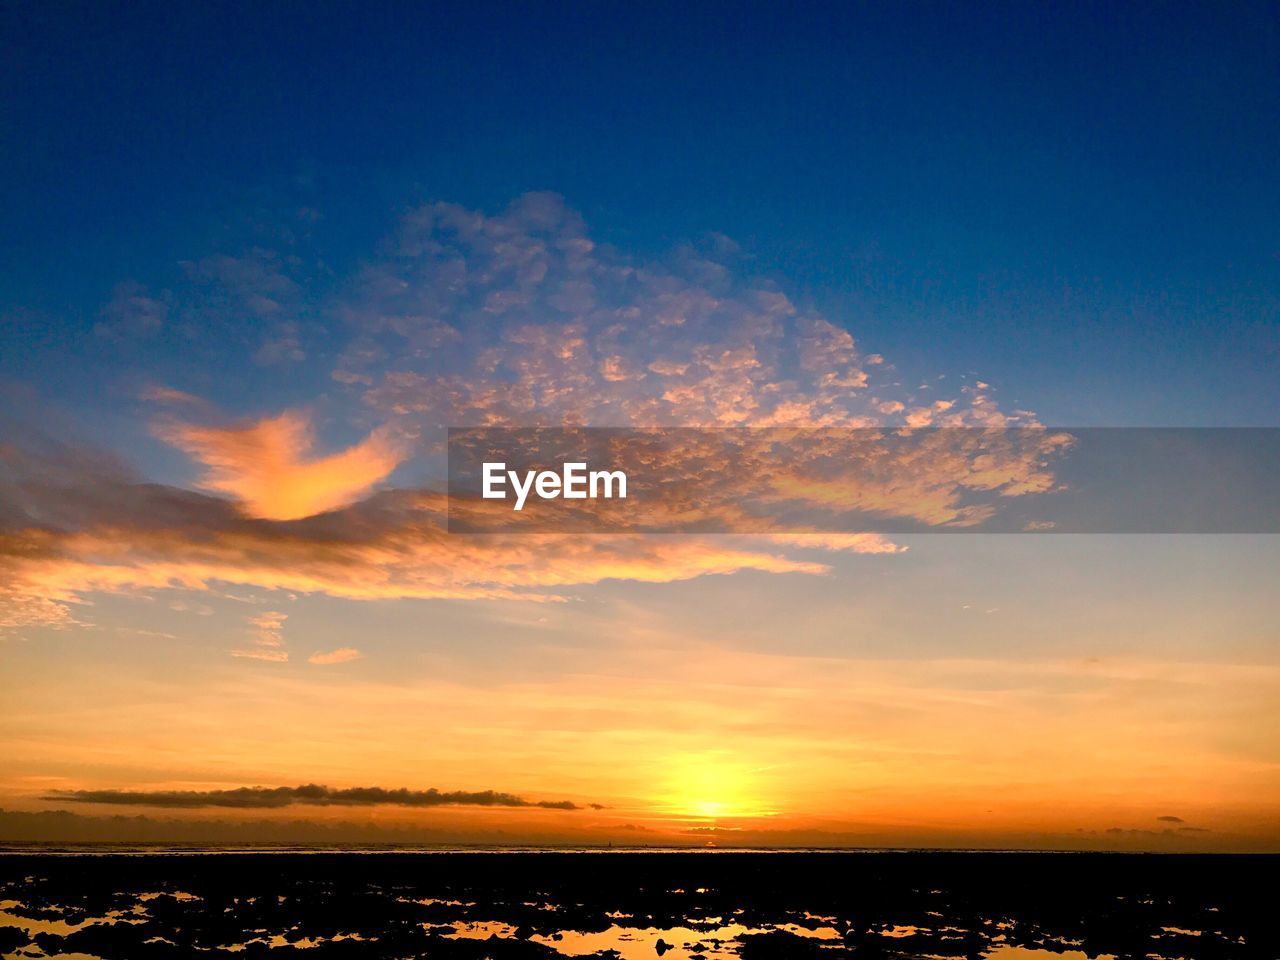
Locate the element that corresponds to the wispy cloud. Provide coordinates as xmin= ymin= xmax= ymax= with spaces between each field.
xmin=229 ymin=647 xmax=289 ymax=662
xmin=46 ymin=783 xmax=583 ymax=811
xmin=185 ymin=249 xmax=306 ymax=364
xmin=93 ymin=281 xmax=169 ymax=340
xmin=231 ymin=610 xmax=289 ymax=662
xmin=309 ymin=647 xmax=362 ymax=665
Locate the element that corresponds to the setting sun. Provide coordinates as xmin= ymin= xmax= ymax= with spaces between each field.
xmin=655 ymin=753 xmax=777 ymax=822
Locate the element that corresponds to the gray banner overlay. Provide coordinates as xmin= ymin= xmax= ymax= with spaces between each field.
xmin=447 ymin=428 xmax=1280 ymax=534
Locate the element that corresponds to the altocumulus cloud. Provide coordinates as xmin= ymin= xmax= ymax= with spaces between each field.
xmin=45 ymin=784 xmax=584 ymax=811
xmin=0 ymin=193 xmax=1060 ymax=633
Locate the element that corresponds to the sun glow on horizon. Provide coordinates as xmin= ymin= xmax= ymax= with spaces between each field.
xmin=653 ymin=753 xmax=779 ymax=822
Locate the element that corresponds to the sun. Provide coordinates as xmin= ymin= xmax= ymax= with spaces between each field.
xmin=653 ymin=752 xmax=777 ymax=821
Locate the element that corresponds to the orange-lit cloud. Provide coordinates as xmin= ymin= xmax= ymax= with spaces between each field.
xmin=156 ymin=411 xmax=406 ymax=520
xmin=0 ymin=458 xmax=844 ymax=630
xmin=336 ymin=194 xmax=1002 ymax=433
xmin=231 ymin=611 xmax=289 ymax=662
xmin=309 ymin=647 xmax=362 ymax=665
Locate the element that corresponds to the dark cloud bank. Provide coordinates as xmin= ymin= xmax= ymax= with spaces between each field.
xmin=44 ymin=784 xmax=593 ymax=811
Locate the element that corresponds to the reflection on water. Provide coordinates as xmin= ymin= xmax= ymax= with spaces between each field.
xmin=0 ymin=898 xmax=146 ymax=938
xmin=537 ymin=922 xmax=752 ymax=960
xmin=424 ymin=920 xmax=520 ymax=940
xmin=0 ymin=852 xmax=1270 ymax=960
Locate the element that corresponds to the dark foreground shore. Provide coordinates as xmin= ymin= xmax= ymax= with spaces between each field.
xmin=0 ymin=852 xmax=1275 ymax=960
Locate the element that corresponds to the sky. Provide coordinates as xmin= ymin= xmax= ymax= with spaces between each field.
xmin=1 ymin=2 xmax=1278 ymax=851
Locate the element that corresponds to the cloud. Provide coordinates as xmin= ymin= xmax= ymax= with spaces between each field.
xmin=309 ymin=647 xmax=362 ymax=665
xmin=156 ymin=410 xmax=408 ymax=520
xmin=1 ymin=412 xmax=850 ymax=624
xmin=45 ymin=783 xmax=582 ymax=811
xmin=337 ymin=193 xmax=1032 ymax=433
xmin=1104 ymin=826 xmax=1212 ymax=839
xmin=231 ymin=610 xmax=289 ymax=662
xmin=140 ymin=385 xmax=207 ymax=407
xmin=1156 ymin=815 xmax=1185 ymax=823
xmin=0 ymin=592 xmax=85 ymax=631
xmin=0 ymin=194 xmax=1060 ymax=624
xmin=230 ymin=647 xmax=289 ymax=663
xmin=252 ymin=320 xmax=305 ymax=365
xmin=249 ymin=611 xmax=287 ymax=645
xmin=0 ymin=448 xmax=834 ymax=627
xmin=184 ymin=249 xmax=300 ymax=325
xmin=93 ymin=281 xmax=169 ymax=339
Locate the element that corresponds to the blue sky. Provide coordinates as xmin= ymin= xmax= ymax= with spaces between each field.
xmin=3 ymin=1 xmax=1277 ymax=427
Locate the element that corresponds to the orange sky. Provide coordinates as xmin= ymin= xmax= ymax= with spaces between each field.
xmin=4 ymin=554 xmax=1279 ymax=851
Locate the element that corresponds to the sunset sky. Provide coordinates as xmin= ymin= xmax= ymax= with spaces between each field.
xmin=2 ymin=3 xmax=1278 ymax=851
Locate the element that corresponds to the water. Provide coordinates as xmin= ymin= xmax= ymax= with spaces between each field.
xmin=0 ymin=851 xmax=1272 ymax=959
